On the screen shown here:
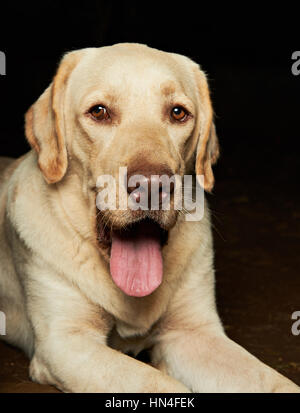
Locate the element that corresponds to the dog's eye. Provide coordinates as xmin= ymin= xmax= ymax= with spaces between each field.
xmin=89 ymin=105 xmax=110 ymax=121
xmin=171 ymin=106 xmax=188 ymax=122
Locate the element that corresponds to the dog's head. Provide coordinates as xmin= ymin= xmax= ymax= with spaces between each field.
xmin=25 ymin=43 xmax=219 ymax=297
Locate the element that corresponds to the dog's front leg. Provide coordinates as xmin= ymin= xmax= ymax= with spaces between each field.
xmin=153 ymin=327 xmax=300 ymax=393
xmin=31 ymin=338 xmax=190 ymax=393
xmin=27 ymin=277 xmax=189 ymax=393
xmin=152 ymin=281 xmax=300 ymax=393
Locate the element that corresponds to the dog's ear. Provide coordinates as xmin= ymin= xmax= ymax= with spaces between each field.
xmin=191 ymin=66 xmax=220 ymax=192
xmin=25 ymin=51 xmax=81 ymax=184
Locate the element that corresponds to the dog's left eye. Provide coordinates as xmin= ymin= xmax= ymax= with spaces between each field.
xmin=171 ymin=106 xmax=188 ymax=122
xmin=89 ymin=105 xmax=110 ymax=121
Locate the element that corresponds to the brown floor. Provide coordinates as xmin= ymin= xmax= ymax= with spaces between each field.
xmin=0 ymin=178 xmax=299 ymax=392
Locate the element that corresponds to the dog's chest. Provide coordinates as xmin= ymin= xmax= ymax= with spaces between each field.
xmin=115 ymin=318 xmax=153 ymax=338
xmin=109 ymin=320 xmax=156 ymax=356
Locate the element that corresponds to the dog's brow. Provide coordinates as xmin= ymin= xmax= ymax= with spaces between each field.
xmin=160 ymin=80 xmax=176 ymax=96
xmin=103 ymin=92 xmax=119 ymax=104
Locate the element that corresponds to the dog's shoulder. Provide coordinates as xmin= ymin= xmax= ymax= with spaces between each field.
xmin=0 ymin=156 xmax=16 ymax=186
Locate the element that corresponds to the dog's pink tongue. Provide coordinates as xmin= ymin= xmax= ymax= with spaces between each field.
xmin=110 ymin=221 xmax=163 ymax=297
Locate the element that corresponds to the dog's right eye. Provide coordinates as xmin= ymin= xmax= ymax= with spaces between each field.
xmin=89 ymin=105 xmax=110 ymax=121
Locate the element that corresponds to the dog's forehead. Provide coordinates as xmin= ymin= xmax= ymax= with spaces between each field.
xmin=69 ymin=44 xmax=195 ymax=101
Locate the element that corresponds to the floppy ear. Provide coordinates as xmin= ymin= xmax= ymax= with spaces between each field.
xmin=25 ymin=51 xmax=81 ymax=184
xmin=192 ymin=66 xmax=220 ymax=192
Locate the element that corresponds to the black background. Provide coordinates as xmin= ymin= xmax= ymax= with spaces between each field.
xmin=0 ymin=2 xmax=299 ymax=185
xmin=0 ymin=2 xmax=300 ymax=390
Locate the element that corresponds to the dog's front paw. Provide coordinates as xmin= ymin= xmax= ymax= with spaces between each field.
xmin=271 ymin=380 xmax=300 ymax=393
xmin=29 ymin=356 xmax=64 ymax=391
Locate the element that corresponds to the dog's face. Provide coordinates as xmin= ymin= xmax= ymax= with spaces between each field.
xmin=25 ymin=43 xmax=219 ymax=297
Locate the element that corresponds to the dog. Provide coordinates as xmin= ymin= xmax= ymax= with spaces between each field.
xmin=0 ymin=43 xmax=299 ymax=392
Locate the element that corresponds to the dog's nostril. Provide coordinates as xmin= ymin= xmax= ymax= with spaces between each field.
xmin=161 ymin=180 xmax=175 ymax=195
xmin=130 ymin=190 xmax=141 ymax=203
xmin=127 ymin=184 xmax=136 ymax=195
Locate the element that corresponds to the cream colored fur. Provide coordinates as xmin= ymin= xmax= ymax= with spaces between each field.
xmin=0 ymin=44 xmax=298 ymax=393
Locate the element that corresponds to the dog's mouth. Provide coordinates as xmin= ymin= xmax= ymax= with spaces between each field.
xmin=97 ymin=217 xmax=168 ymax=297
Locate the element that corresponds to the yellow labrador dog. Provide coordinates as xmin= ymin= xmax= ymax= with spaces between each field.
xmin=0 ymin=43 xmax=298 ymax=393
